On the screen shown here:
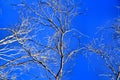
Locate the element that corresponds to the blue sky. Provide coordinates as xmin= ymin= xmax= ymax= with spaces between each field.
xmin=0 ymin=0 xmax=118 ymax=80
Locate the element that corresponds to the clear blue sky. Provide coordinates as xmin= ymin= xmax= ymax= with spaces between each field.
xmin=0 ymin=0 xmax=117 ymax=80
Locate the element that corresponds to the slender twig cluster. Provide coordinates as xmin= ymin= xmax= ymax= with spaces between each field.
xmin=0 ymin=0 xmax=84 ymax=80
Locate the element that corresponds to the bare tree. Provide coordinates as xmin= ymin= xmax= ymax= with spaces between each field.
xmin=84 ymin=18 xmax=120 ymax=80
xmin=0 ymin=0 xmax=85 ymax=80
